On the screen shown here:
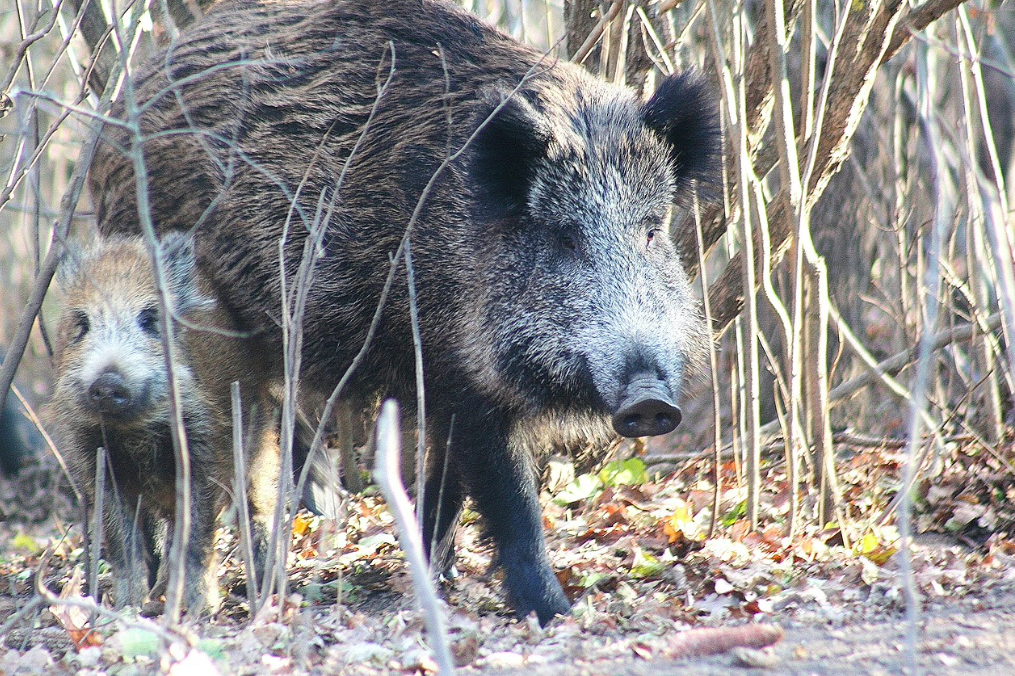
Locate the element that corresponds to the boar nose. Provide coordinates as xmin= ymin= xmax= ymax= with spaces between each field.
xmin=611 ymin=376 xmax=681 ymax=437
xmin=89 ymin=371 xmax=132 ymax=415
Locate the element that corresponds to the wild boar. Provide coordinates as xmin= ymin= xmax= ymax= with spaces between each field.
xmin=51 ymin=233 xmax=279 ymax=613
xmin=90 ymin=0 xmax=720 ymax=623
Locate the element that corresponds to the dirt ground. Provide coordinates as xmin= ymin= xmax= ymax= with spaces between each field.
xmin=2 ymin=440 xmax=1014 ymax=676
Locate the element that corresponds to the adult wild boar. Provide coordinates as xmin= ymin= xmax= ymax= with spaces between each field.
xmin=90 ymin=0 xmax=720 ymax=623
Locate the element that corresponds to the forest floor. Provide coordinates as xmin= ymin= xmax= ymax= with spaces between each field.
xmin=1 ymin=435 xmax=1014 ymax=675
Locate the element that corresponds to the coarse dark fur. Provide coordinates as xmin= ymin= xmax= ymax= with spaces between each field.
xmin=50 ymin=234 xmax=279 ymax=614
xmin=90 ymin=0 xmax=720 ymax=623
xmin=0 ymin=392 xmax=28 ymax=476
xmin=0 ymin=354 xmax=42 ymax=477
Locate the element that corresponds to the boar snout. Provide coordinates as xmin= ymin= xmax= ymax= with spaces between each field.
xmin=611 ymin=376 xmax=681 ymax=437
xmin=89 ymin=371 xmax=134 ymax=416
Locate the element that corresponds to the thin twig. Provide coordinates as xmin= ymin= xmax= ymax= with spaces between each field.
xmin=109 ymin=0 xmax=195 ymax=625
xmin=826 ymin=312 xmax=1003 ymax=404
xmin=404 ymin=237 xmax=427 ymax=528
xmin=373 ymin=401 xmax=455 ymax=676
xmin=0 ymin=0 xmax=65 ymax=94
xmin=5 ymin=381 xmax=82 ymax=500
xmin=573 ymin=0 xmax=623 ymax=65
xmin=34 ymin=546 xmax=181 ymax=643
xmin=0 ymin=93 xmax=113 ymax=425
xmin=230 ymin=381 xmax=260 ymax=614
xmin=291 ymin=51 xmax=556 ymax=565
xmin=282 ymin=44 xmax=401 ymax=609
xmin=693 ymin=191 xmax=722 ymax=540
xmin=88 ymin=447 xmax=105 ymax=605
xmin=882 ymin=0 xmax=970 ymax=65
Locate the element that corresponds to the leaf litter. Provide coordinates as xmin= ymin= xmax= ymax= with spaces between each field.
xmin=1 ymin=437 xmax=1014 ymax=674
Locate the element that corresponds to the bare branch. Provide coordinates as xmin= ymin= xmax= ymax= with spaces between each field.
xmin=882 ymin=0 xmax=969 ymax=65
xmin=572 ymin=1 xmax=624 ymax=65
xmin=373 ymin=401 xmax=455 ymax=676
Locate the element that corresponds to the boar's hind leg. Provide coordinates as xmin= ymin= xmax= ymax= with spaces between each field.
xmin=452 ymin=399 xmax=570 ymax=625
xmin=246 ymin=416 xmax=281 ymax=591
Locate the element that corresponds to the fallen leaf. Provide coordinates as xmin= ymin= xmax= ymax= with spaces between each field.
xmin=292 ymin=514 xmax=313 ymax=536
xmin=713 ymin=578 xmax=734 ymax=595
xmin=666 ymin=624 xmax=784 ymax=657
xmin=12 ymin=533 xmax=42 ymax=555
xmin=554 ymin=473 xmax=605 ymax=506
xmin=169 ymin=648 xmax=222 ymax=676
xmin=599 ymin=458 xmax=648 ymax=487
xmin=48 ymin=567 xmax=103 ymax=650
xmin=732 ymin=645 xmax=781 ymax=668
xmin=111 ymin=627 xmax=160 ymax=659
xmin=630 ymin=548 xmax=666 ymax=579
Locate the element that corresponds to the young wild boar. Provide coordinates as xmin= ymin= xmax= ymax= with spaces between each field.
xmin=50 ymin=234 xmax=279 ymax=614
xmin=90 ymin=0 xmax=721 ymax=623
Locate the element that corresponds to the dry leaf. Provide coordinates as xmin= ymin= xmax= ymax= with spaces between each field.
xmin=48 ymin=567 xmax=103 ymax=650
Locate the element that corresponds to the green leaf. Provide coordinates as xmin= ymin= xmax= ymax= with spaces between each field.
xmin=338 ymin=532 xmax=398 ymax=565
xmin=598 ymin=458 xmax=647 ymax=487
xmin=553 ymin=473 xmax=604 ymax=506
xmin=196 ymin=639 xmax=226 ymax=661
xmin=12 ymin=533 xmax=41 ymax=555
xmin=114 ymin=627 xmax=160 ymax=659
xmin=721 ymin=500 xmax=747 ymax=527
xmin=629 ymin=547 xmax=666 ymax=579
xmin=298 ymin=580 xmax=349 ymax=604
xmin=578 ymin=571 xmax=607 ymax=589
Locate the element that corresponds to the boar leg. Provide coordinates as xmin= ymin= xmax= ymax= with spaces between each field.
xmin=160 ymin=449 xmax=221 ymax=616
xmin=454 ymin=399 xmax=570 ymax=625
xmin=102 ymin=488 xmax=154 ymax=607
xmin=421 ymin=437 xmax=464 ymax=579
xmin=246 ymin=412 xmax=281 ymax=589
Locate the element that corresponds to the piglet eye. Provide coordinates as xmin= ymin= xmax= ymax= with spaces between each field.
xmin=646 ymin=229 xmax=659 ymax=246
xmin=138 ymin=306 xmax=160 ymax=336
xmin=72 ymin=311 xmax=90 ymax=343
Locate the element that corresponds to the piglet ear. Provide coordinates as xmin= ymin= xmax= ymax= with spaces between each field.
xmin=56 ymin=241 xmax=84 ymax=287
xmin=160 ymin=231 xmax=196 ymax=283
xmin=643 ymin=72 xmax=722 ymax=200
xmin=470 ymin=90 xmax=553 ymax=218
xmin=160 ymin=231 xmax=211 ymax=314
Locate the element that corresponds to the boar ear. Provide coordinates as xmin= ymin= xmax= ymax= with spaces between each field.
xmin=160 ymin=231 xmax=211 ymax=314
xmin=471 ymin=90 xmax=553 ymax=217
xmin=56 ymin=241 xmax=85 ymax=287
xmin=643 ymin=72 xmax=722 ymax=200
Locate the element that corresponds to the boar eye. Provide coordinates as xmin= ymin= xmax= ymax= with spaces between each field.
xmin=646 ymin=229 xmax=661 ymax=246
xmin=138 ymin=306 xmax=160 ymax=336
xmin=559 ymin=234 xmax=577 ymax=253
xmin=72 ymin=311 xmax=90 ymax=343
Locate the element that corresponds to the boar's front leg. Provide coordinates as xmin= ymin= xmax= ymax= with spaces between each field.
xmin=161 ymin=446 xmax=221 ymax=616
xmin=453 ymin=397 xmax=570 ymax=625
xmin=102 ymin=486 xmax=156 ymax=607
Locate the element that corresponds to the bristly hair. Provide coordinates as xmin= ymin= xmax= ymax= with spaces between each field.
xmin=160 ymin=231 xmax=215 ymax=316
xmin=642 ymin=71 xmax=722 ymax=204
xmin=470 ymin=90 xmax=553 ymax=221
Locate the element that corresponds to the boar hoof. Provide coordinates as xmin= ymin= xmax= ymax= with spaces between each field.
xmin=506 ymin=563 xmax=571 ymax=626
